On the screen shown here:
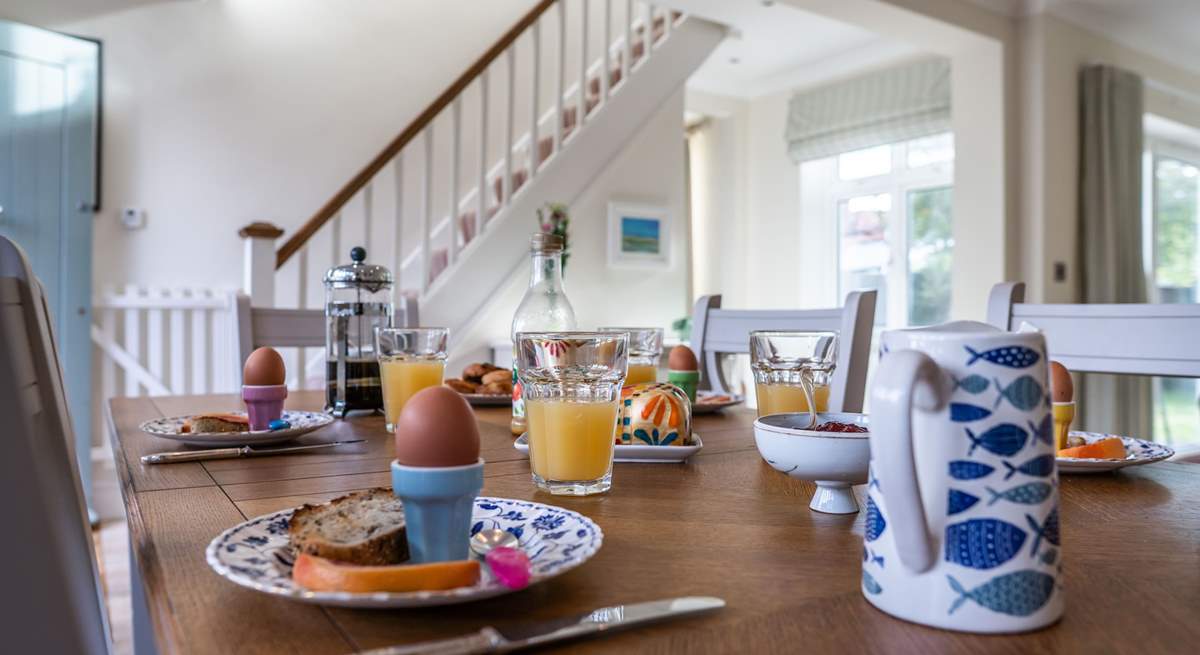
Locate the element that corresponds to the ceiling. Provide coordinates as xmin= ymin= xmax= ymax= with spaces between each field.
xmin=0 ymin=0 xmax=189 ymax=29
xmin=969 ymin=0 xmax=1200 ymax=71
xmin=668 ymin=0 xmax=920 ymax=99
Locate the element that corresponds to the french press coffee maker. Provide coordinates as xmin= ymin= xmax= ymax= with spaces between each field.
xmin=324 ymin=247 xmax=393 ymax=416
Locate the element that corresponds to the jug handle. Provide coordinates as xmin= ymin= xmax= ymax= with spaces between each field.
xmin=869 ymin=349 xmax=948 ymax=573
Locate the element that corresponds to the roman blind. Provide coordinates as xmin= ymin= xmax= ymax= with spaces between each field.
xmin=785 ymin=57 xmax=951 ymax=162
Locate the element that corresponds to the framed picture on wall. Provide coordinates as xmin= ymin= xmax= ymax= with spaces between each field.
xmin=607 ymin=201 xmax=670 ymax=269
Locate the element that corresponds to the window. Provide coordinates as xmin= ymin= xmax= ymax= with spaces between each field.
xmin=802 ymin=133 xmax=954 ymax=327
xmin=1145 ymin=143 xmax=1200 ymax=446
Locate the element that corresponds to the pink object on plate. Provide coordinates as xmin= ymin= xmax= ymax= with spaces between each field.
xmin=485 ymin=546 xmax=531 ymax=589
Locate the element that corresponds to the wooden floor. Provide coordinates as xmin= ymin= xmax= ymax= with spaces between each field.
xmin=93 ymin=520 xmax=133 ymax=655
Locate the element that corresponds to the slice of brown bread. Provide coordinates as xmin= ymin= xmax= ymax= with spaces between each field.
xmin=288 ymin=488 xmax=408 ymax=565
xmin=184 ymin=414 xmax=248 ymax=434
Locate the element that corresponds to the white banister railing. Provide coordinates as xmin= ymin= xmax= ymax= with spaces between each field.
xmin=244 ymin=1 xmax=685 ymax=317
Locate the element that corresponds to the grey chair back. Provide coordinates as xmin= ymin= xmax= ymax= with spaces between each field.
xmin=0 ymin=236 xmax=110 ymax=654
xmin=231 ymin=293 xmax=419 ymax=385
xmin=689 ymin=290 xmax=877 ymax=412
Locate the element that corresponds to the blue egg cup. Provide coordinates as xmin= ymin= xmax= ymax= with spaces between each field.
xmin=390 ymin=458 xmax=484 ymax=563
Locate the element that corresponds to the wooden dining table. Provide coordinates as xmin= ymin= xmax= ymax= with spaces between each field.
xmin=109 ymin=390 xmax=1199 ymax=654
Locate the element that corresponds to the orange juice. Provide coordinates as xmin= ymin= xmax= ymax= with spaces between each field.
xmin=525 ymin=399 xmax=618 ymax=481
xmin=380 ymin=359 xmax=445 ymax=430
xmin=625 ymin=364 xmax=657 ymax=385
xmin=755 ymin=383 xmax=830 ymax=417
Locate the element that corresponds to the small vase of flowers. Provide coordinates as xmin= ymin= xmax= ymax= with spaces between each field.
xmin=537 ymin=202 xmax=570 ymax=273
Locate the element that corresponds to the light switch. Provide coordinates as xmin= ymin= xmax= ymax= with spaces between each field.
xmin=121 ymin=207 xmax=146 ymax=230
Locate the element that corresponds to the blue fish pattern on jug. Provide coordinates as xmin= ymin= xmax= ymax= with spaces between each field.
xmin=965 ymin=345 xmax=1041 ymax=369
xmin=986 ymin=482 xmax=1052 ymax=506
xmin=1026 ymin=508 xmax=1060 ymax=556
xmin=865 ymin=497 xmax=887 ymax=542
xmin=953 ymin=374 xmax=991 ymax=394
xmin=993 ymin=376 xmax=1044 ymax=411
xmin=1003 ymin=454 xmax=1055 ymax=480
xmin=1028 ymin=414 xmax=1053 ymax=445
xmin=950 ymin=403 xmax=993 ymax=422
xmin=944 ymin=518 xmax=1027 ymax=570
xmin=949 ymin=460 xmax=995 ymax=480
xmin=868 ymin=549 xmax=885 ymax=568
xmin=948 ymin=489 xmax=981 ymax=515
xmin=966 ymin=424 xmax=1028 ymax=457
xmin=947 ymin=570 xmax=1055 ymax=617
xmin=1040 ymin=548 xmax=1058 ymax=566
xmin=862 ymin=570 xmax=883 ymax=595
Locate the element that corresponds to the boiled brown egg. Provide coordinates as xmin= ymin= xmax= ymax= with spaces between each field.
xmin=668 ymin=345 xmax=699 ymax=371
xmin=394 ymin=386 xmax=481 ymax=468
xmin=243 ymin=347 xmax=286 ymax=386
xmin=1049 ymin=360 xmax=1073 ymax=403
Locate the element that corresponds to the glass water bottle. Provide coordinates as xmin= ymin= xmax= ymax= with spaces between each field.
xmin=510 ymin=233 xmax=576 ymax=435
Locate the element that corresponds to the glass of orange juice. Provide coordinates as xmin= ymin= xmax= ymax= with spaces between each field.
xmin=600 ymin=327 xmax=662 ymax=385
xmin=750 ymin=330 xmax=838 ymax=418
xmin=374 ymin=327 xmax=449 ymax=432
xmin=517 ymin=331 xmax=628 ymax=495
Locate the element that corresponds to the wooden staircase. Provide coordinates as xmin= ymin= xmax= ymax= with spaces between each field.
xmin=252 ymin=1 xmax=724 ymax=348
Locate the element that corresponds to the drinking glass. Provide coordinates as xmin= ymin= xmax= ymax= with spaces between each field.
xmin=516 ymin=331 xmax=628 ymax=495
xmin=750 ymin=331 xmax=838 ymax=417
xmin=600 ymin=327 xmax=663 ymax=385
xmin=374 ymin=327 xmax=449 ymax=432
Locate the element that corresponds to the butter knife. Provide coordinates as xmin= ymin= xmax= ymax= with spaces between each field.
xmin=140 ymin=439 xmax=365 ymax=464
xmin=354 ymin=596 xmax=724 ymax=655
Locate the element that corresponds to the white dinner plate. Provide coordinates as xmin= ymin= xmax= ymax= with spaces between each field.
xmin=514 ymin=433 xmax=703 ymax=463
xmin=206 ymin=497 xmax=603 ymax=608
xmin=692 ymin=393 xmax=744 ymax=415
xmin=139 ymin=410 xmax=334 ymax=447
xmin=1056 ymin=431 xmax=1175 ymax=474
xmin=460 ymin=393 xmax=512 ymax=407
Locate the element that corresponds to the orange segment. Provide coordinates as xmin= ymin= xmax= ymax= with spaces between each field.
xmin=1058 ymin=437 xmax=1126 ymax=460
xmin=292 ymin=554 xmax=480 ymax=593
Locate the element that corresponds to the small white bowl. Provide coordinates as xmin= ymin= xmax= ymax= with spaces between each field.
xmin=753 ymin=412 xmax=870 ymax=515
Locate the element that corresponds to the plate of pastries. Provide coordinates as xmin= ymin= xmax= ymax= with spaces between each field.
xmin=444 ymin=363 xmax=513 ymax=406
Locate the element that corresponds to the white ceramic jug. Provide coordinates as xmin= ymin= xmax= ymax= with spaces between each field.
xmin=863 ymin=321 xmax=1063 ymax=633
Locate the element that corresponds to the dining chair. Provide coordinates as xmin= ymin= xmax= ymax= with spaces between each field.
xmin=231 ymin=293 xmax=419 ymax=386
xmin=689 ymin=290 xmax=877 ymax=412
xmin=986 ymin=281 xmax=1200 ymax=462
xmin=0 ymin=236 xmax=111 ymax=654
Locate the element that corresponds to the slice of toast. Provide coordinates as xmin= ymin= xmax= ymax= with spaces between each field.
xmin=182 ymin=413 xmax=249 ymax=434
xmin=288 ymin=488 xmax=408 ymax=566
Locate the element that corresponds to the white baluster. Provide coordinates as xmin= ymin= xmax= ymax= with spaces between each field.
xmin=421 ymin=126 xmax=433 ymax=291
xmin=168 ymin=289 xmax=185 ymax=394
xmin=363 ymin=182 xmax=374 ymax=248
xmin=477 ymin=71 xmax=489 ymax=236
xmin=530 ymin=18 xmax=541 ymax=173
xmin=602 ymin=0 xmax=611 ymax=102
xmin=298 ymin=247 xmax=309 ymax=389
xmin=555 ymin=1 xmax=565 ymax=150
xmin=644 ymin=3 xmax=653 ymax=58
xmin=191 ymin=289 xmax=209 ymax=393
xmin=504 ymin=47 xmax=515 ymax=206
xmin=450 ymin=96 xmax=461 ymax=264
xmin=664 ymin=3 xmax=672 ymax=38
xmin=624 ymin=0 xmax=632 ymax=79
xmin=147 ymin=288 xmax=165 ymax=391
xmin=579 ymin=0 xmax=589 ymax=122
xmin=331 ymin=212 xmax=342 ymax=267
xmin=392 ymin=155 xmax=404 ymax=295
xmin=100 ymin=293 xmax=116 ymax=401
xmin=123 ymin=284 xmax=141 ymax=396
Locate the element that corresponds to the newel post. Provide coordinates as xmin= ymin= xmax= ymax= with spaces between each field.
xmin=239 ymin=222 xmax=284 ymax=307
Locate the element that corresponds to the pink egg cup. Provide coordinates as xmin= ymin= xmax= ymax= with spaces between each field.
xmin=242 ymin=384 xmax=287 ymax=431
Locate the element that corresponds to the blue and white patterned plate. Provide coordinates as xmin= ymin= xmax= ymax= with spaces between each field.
xmin=205 ymin=496 xmax=603 ymax=608
xmin=139 ymin=410 xmax=333 ymax=447
xmin=1057 ymin=431 xmax=1175 ymax=474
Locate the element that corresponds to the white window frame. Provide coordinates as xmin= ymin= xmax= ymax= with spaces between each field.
xmin=817 ymin=137 xmax=954 ymax=327
xmin=1144 ymin=137 xmax=1200 ymax=301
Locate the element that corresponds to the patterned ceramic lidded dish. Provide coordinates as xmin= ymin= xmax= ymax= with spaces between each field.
xmin=866 ymin=321 xmax=1063 ymax=634
xmin=618 ymin=383 xmax=693 ymax=446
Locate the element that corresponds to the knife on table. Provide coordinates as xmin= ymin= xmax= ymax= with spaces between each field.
xmin=353 ymin=596 xmax=725 ymax=655
xmin=141 ymin=440 xmax=365 ymax=464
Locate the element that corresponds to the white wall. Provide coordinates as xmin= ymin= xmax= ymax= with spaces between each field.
xmin=55 ymin=0 xmax=543 ymax=291
xmin=1021 ymin=12 xmax=1200 ymax=302
xmin=450 ymin=87 xmax=690 ymax=371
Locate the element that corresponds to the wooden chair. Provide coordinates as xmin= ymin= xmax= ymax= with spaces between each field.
xmin=0 ymin=236 xmax=110 ymax=654
xmin=689 ymin=290 xmax=877 ymax=412
xmin=231 ymin=293 xmax=419 ymax=386
xmin=986 ymin=282 xmax=1200 ymax=461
